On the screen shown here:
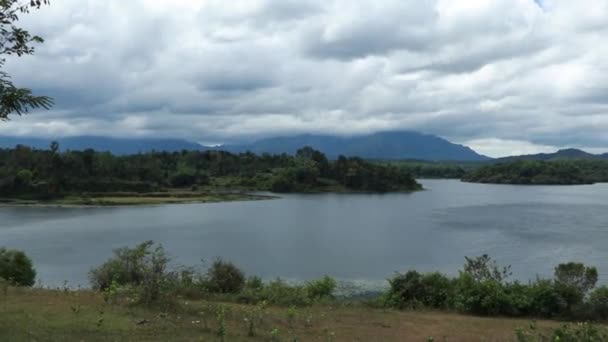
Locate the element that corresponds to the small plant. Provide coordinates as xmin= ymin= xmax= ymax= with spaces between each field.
xmin=216 ymin=305 xmax=227 ymax=341
xmin=287 ymin=305 xmax=297 ymax=328
xmin=323 ymin=327 xmax=336 ymax=342
xmin=270 ymin=328 xmax=280 ymax=342
xmin=102 ymin=278 xmax=120 ymax=304
xmin=96 ymin=309 xmax=105 ymax=329
xmin=71 ymin=305 xmax=82 ymax=315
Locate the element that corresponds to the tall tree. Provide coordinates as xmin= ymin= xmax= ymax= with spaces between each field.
xmin=0 ymin=0 xmax=52 ymax=120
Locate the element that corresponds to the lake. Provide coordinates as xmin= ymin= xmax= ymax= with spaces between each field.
xmin=1 ymin=179 xmax=608 ymax=288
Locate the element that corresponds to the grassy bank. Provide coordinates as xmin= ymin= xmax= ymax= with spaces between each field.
xmin=0 ymin=191 xmax=275 ymax=207
xmin=0 ymin=287 xmax=562 ymax=342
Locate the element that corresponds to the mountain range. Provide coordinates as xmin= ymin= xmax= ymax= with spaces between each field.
xmin=0 ymin=131 xmax=489 ymax=161
xmin=1 ymin=132 xmax=607 ymax=162
xmin=0 ymin=136 xmax=202 ymax=155
xmin=215 ymin=131 xmax=490 ymax=161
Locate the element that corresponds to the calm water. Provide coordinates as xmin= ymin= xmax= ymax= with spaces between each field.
xmin=1 ymin=179 xmax=607 ymax=288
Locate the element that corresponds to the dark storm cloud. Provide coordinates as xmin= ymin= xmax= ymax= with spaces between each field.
xmin=1 ymin=0 xmax=608 ymax=157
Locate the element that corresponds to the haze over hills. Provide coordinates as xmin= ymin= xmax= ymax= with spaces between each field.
xmin=0 ymin=131 xmax=490 ymax=161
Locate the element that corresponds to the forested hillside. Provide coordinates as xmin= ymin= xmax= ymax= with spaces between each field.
xmin=0 ymin=144 xmax=421 ymax=200
xmin=462 ymin=160 xmax=608 ymax=185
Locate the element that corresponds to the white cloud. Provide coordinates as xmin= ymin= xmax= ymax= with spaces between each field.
xmin=465 ymin=138 xmax=557 ymax=158
xmin=0 ymin=0 xmax=607 ymax=155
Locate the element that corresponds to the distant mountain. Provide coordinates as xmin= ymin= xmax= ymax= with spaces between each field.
xmin=214 ymin=131 xmax=490 ymax=161
xmin=496 ymin=148 xmax=608 ymax=162
xmin=0 ymin=136 xmax=203 ymax=155
xmin=0 ymin=131 xmax=490 ymax=161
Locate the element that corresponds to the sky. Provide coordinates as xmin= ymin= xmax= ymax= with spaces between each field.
xmin=2 ymin=0 xmax=608 ymax=157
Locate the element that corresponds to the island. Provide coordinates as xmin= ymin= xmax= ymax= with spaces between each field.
xmin=460 ymin=159 xmax=608 ymax=185
xmin=0 ymin=145 xmax=422 ymax=206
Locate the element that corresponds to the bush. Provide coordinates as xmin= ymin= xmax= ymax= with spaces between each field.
xmin=259 ymin=279 xmax=310 ymax=306
xmin=386 ymin=270 xmax=426 ymax=309
xmin=89 ymin=241 xmax=173 ymax=304
xmin=206 ymin=258 xmax=245 ymax=294
xmin=453 ymin=273 xmax=511 ymax=315
xmin=589 ymin=286 xmax=608 ymax=320
xmin=305 ymin=276 xmax=337 ymax=301
xmin=554 ymin=262 xmax=598 ymax=312
xmin=420 ymin=272 xmax=454 ymax=309
xmin=0 ymin=248 xmax=36 ymax=286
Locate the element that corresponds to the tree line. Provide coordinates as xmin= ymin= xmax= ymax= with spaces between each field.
xmin=462 ymin=159 xmax=608 ymax=185
xmin=0 ymin=144 xmax=422 ymax=198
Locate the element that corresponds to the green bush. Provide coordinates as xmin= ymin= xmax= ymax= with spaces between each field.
xmin=420 ymin=272 xmax=454 ymax=309
xmin=386 ymin=270 xmax=426 ymax=309
xmin=305 ymin=276 xmax=336 ymax=301
xmin=386 ymin=271 xmax=453 ymax=310
xmin=527 ymin=279 xmax=565 ymax=317
xmin=0 ymin=248 xmax=36 ymax=286
xmin=206 ymin=259 xmax=245 ymax=294
xmin=89 ymin=241 xmax=173 ymax=304
xmin=453 ymin=273 xmax=511 ymax=315
xmin=554 ymin=262 xmax=598 ymax=312
xmin=589 ymin=286 xmax=608 ymax=320
xmin=259 ymin=279 xmax=310 ymax=306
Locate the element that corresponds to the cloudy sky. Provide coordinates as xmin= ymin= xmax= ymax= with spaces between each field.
xmin=2 ymin=0 xmax=608 ymax=157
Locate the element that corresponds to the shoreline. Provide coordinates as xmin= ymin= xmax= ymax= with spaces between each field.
xmin=0 ymin=186 xmax=424 ymax=208
xmin=0 ymin=192 xmax=279 ymax=208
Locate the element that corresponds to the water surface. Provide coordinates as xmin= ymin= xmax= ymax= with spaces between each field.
xmin=1 ymin=179 xmax=607 ymax=287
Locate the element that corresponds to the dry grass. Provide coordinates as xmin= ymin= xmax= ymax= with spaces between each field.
xmin=0 ymin=287 xmax=563 ymax=342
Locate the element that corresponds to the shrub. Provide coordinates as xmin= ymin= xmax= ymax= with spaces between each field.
xmin=554 ymin=262 xmax=598 ymax=311
xmin=589 ymin=286 xmax=608 ymax=320
xmin=246 ymin=276 xmax=264 ymax=290
xmin=259 ymin=279 xmax=310 ymax=306
xmin=463 ymin=254 xmax=511 ymax=283
xmin=453 ymin=273 xmax=511 ymax=315
xmin=420 ymin=272 xmax=454 ymax=309
xmin=0 ymin=248 xmax=36 ymax=286
xmin=306 ymin=276 xmax=337 ymax=301
xmin=387 ymin=271 xmax=455 ymax=310
xmin=527 ymin=279 xmax=565 ymax=318
xmin=206 ymin=258 xmax=245 ymax=294
xmin=89 ymin=241 xmax=173 ymax=304
xmin=386 ymin=270 xmax=426 ymax=309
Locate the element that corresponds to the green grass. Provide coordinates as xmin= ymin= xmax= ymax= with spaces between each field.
xmin=0 ymin=287 xmax=568 ymax=341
